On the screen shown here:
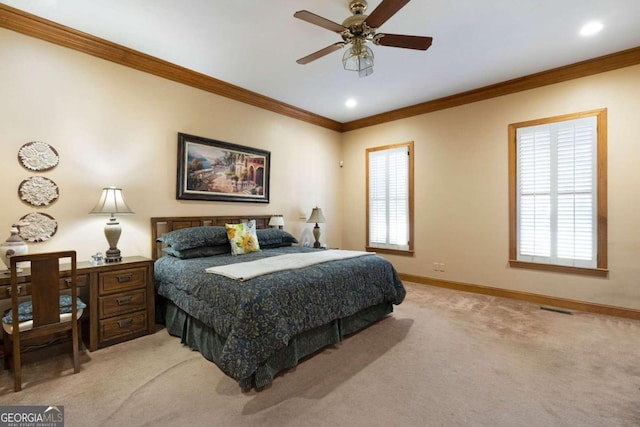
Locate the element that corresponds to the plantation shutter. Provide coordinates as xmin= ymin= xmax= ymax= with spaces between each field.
xmin=368 ymin=145 xmax=410 ymax=250
xmin=516 ymin=116 xmax=597 ymax=267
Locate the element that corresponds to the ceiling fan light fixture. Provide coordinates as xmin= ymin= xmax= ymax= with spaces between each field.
xmin=358 ymin=67 xmax=374 ymax=78
xmin=342 ymin=41 xmax=374 ymax=77
xmin=294 ymin=0 xmax=432 ymax=76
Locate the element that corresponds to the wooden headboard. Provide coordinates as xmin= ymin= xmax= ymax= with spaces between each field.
xmin=150 ymin=215 xmax=276 ymax=260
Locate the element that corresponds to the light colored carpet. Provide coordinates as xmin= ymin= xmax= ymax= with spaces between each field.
xmin=1 ymin=282 xmax=639 ymax=427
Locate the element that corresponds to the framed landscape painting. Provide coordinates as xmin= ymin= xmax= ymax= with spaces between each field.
xmin=176 ymin=133 xmax=270 ymax=203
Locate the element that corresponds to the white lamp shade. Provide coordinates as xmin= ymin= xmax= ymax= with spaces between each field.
xmin=269 ymin=216 xmax=285 ymax=227
xmin=89 ymin=187 xmax=134 ymax=215
xmin=307 ymin=207 xmax=326 ymax=224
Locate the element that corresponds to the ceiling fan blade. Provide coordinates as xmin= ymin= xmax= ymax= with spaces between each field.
xmin=294 ymin=10 xmax=345 ymax=33
xmin=296 ymin=42 xmax=346 ymax=65
xmin=364 ymin=0 xmax=411 ymax=29
xmin=375 ymin=34 xmax=433 ymax=50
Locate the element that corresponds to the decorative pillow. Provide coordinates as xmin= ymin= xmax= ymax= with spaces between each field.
xmin=226 ymin=220 xmax=261 ymax=255
xmin=2 ymin=295 xmax=87 ymax=324
xmin=156 ymin=226 xmax=229 ymax=251
xmin=162 ymin=244 xmax=230 ymax=259
xmin=256 ymin=228 xmax=298 ymax=248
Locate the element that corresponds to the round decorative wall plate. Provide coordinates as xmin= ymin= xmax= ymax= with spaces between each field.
xmin=18 ymin=176 xmax=59 ymax=206
xmin=18 ymin=212 xmax=58 ymax=242
xmin=18 ymin=141 xmax=59 ymax=171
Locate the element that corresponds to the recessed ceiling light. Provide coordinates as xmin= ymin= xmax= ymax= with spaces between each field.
xmin=345 ymin=98 xmax=357 ymax=108
xmin=580 ymin=21 xmax=603 ymax=36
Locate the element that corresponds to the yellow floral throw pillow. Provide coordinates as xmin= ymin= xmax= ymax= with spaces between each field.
xmin=225 ymin=220 xmax=261 ymax=256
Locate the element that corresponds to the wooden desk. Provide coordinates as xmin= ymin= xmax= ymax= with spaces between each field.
xmin=0 ymin=256 xmax=154 ymax=351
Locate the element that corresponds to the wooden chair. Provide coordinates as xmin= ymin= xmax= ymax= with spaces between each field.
xmin=2 ymin=251 xmax=83 ymax=391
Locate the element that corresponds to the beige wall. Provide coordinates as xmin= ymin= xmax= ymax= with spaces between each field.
xmin=0 ymin=29 xmax=342 ymax=262
xmin=341 ymin=64 xmax=640 ymax=310
xmin=3 ymin=27 xmax=639 ymax=311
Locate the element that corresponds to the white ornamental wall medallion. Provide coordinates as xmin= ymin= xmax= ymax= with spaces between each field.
xmin=19 ymin=176 xmax=59 ymax=206
xmin=18 ymin=141 xmax=59 ymax=171
xmin=18 ymin=212 xmax=58 ymax=242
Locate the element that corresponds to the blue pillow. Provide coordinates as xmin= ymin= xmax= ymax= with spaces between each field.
xmin=162 ymin=244 xmax=230 ymax=259
xmin=256 ymin=228 xmax=298 ymax=248
xmin=2 ymin=295 xmax=86 ymax=324
xmin=156 ymin=226 xmax=229 ymax=251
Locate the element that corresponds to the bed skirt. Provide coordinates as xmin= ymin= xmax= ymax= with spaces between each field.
xmin=158 ymin=297 xmax=393 ymax=389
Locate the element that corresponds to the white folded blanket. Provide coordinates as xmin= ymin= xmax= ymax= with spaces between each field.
xmin=205 ymin=249 xmax=374 ymax=281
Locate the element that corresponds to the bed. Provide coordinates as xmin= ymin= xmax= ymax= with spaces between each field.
xmin=151 ymin=215 xmax=406 ymax=389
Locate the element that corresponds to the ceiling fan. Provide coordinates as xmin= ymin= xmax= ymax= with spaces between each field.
xmin=294 ymin=0 xmax=433 ymax=77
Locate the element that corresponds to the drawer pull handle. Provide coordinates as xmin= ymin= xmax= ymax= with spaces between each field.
xmin=64 ymin=278 xmax=78 ymax=287
xmin=116 ymin=273 xmax=133 ymax=283
xmin=116 ymin=296 xmax=133 ymax=305
xmin=64 ymin=278 xmax=85 ymax=287
xmin=117 ymin=318 xmax=133 ymax=328
xmin=7 ymin=286 xmax=22 ymax=296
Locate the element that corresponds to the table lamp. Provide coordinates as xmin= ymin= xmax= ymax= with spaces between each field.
xmin=89 ymin=187 xmax=134 ymax=263
xmin=268 ymin=215 xmax=285 ymax=229
xmin=306 ymin=207 xmax=326 ymax=248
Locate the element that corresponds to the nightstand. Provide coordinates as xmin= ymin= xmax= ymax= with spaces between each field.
xmin=78 ymin=256 xmax=155 ymax=351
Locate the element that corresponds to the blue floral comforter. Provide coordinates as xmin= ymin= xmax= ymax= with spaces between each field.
xmin=154 ymin=246 xmax=405 ymax=382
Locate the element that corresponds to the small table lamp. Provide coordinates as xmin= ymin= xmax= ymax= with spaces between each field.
xmin=268 ymin=215 xmax=285 ymax=229
xmin=306 ymin=207 xmax=326 ymax=248
xmin=89 ymin=187 xmax=134 ymax=263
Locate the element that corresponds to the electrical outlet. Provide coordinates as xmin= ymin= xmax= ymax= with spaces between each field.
xmin=440 ymin=263 xmax=445 ymax=272
xmin=433 ymin=262 xmax=439 ymax=271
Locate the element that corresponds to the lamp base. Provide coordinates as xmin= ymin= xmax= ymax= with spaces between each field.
xmin=313 ymin=224 xmax=322 ymax=248
xmin=104 ymin=218 xmax=123 ymax=263
xmin=105 ymin=248 xmax=122 ymax=263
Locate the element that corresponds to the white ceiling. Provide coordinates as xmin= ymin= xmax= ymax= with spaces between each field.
xmin=3 ymin=0 xmax=640 ymax=123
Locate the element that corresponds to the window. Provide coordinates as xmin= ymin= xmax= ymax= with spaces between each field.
xmin=366 ymin=141 xmax=414 ymax=255
xmin=508 ymin=109 xmax=607 ymax=275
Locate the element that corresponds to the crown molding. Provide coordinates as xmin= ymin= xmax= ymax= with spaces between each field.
xmin=2 ymin=3 xmax=639 ymax=134
xmin=0 ymin=4 xmax=342 ymax=132
xmin=342 ymin=46 xmax=640 ymax=131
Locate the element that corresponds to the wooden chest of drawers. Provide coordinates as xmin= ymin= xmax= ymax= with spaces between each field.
xmin=80 ymin=257 xmax=154 ymax=351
